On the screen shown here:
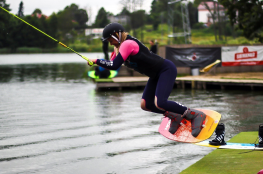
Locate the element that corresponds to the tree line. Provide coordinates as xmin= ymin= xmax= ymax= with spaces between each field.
xmin=0 ymin=0 xmax=89 ymax=50
xmin=1 ymin=0 xmax=263 ymax=51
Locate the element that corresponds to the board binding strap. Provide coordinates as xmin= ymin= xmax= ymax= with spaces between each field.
xmin=158 ymin=109 xmax=221 ymax=143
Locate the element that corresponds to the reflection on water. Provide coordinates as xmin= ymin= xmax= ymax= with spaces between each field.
xmin=1 ymin=54 xmax=263 ymax=174
xmin=0 ymin=63 xmax=88 ymax=83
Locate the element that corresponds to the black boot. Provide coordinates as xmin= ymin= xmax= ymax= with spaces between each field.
xmin=255 ymin=124 xmax=263 ymax=148
xmin=209 ymin=123 xmax=226 ymax=145
xmin=183 ymin=108 xmax=206 ymax=137
xmin=164 ymin=111 xmax=183 ymax=134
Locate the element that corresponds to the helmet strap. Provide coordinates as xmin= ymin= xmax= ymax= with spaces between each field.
xmin=110 ymin=32 xmax=122 ymax=44
xmin=111 ymin=35 xmax=119 ymax=42
xmin=119 ymin=31 xmax=122 ymax=43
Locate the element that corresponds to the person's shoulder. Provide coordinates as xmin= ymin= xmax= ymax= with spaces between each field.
xmin=123 ymin=39 xmax=136 ymax=44
xmin=121 ymin=39 xmax=138 ymax=47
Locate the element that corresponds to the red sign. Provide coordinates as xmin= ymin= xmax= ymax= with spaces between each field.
xmin=234 ymin=47 xmax=257 ymax=60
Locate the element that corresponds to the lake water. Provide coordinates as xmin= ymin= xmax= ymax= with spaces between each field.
xmin=1 ymin=53 xmax=263 ymax=174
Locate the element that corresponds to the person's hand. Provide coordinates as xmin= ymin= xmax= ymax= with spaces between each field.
xmin=87 ymin=58 xmax=97 ymax=66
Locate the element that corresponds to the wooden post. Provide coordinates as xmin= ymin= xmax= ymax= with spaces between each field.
xmin=197 ymin=82 xmax=202 ymax=89
xmin=251 ymin=85 xmax=254 ymax=91
xmin=202 ymin=82 xmax=206 ymax=90
xmin=182 ymin=81 xmax=185 ymax=89
xmin=191 ymin=81 xmax=196 ymax=89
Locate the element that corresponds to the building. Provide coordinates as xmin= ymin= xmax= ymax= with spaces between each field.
xmin=85 ymin=15 xmax=130 ymax=39
xmin=107 ymin=15 xmax=130 ymax=26
xmin=85 ymin=28 xmax=104 ymax=39
xmin=198 ymin=2 xmax=226 ymax=26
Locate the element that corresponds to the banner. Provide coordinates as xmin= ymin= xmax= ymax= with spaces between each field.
xmin=222 ymin=46 xmax=263 ymax=66
xmin=166 ymin=47 xmax=221 ymax=68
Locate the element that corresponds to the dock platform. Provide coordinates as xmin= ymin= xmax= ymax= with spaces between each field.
xmin=176 ymin=76 xmax=263 ymax=90
xmin=94 ymin=77 xmax=149 ymax=91
xmin=93 ymin=74 xmax=263 ymax=91
xmin=94 ymin=72 xmax=263 ymax=90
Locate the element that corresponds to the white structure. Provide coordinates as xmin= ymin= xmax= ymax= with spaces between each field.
xmin=107 ymin=15 xmax=130 ymax=25
xmin=198 ymin=2 xmax=225 ymax=26
xmin=167 ymin=0 xmax=191 ymax=44
xmin=85 ymin=28 xmax=104 ymax=39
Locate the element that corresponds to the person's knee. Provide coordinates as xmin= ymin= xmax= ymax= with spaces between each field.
xmin=154 ymin=96 xmax=165 ymax=111
xmin=141 ymin=99 xmax=151 ymax=111
xmin=141 ymin=99 xmax=147 ymax=111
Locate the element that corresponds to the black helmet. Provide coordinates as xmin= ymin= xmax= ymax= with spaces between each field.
xmin=102 ymin=23 xmax=125 ymax=43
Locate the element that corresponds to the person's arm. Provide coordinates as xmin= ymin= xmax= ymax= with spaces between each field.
xmin=96 ymin=54 xmax=124 ymax=70
xmin=88 ymin=40 xmax=139 ymax=70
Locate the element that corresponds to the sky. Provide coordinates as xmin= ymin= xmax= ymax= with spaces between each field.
xmin=7 ymin=0 xmax=153 ymax=25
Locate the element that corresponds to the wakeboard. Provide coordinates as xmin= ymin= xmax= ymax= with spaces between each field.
xmin=87 ymin=70 xmax=118 ymax=79
xmin=159 ymin=109 xmax=221 ymax=143
xmin=195 ymin=140 xmax=263 ymax=150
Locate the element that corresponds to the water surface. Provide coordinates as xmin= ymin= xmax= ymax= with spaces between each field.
xmin=1 ymin=53 xmax=263 ymax=174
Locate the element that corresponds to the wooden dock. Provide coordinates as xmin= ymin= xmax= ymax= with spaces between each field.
xmin=176 ymin=76 xmax=263 ymax=90
xmin=94 ymin=75 xmax=263 ymax=91
xmin=94 ymin=77 xmax=149 ymax=91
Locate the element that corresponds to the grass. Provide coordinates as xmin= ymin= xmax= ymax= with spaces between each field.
xmin=181 ymin=132 xmax=263 ymax=174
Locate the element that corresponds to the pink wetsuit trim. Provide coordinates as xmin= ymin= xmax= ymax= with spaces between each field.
xmin=110 ymin=52 xmax=116 ymax=61
xmin=111 ymin=40 xmax=139 ymax=61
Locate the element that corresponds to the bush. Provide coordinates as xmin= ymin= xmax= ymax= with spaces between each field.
xmin=16 ymin=47 xmax=42 ymax=53
xmin=70 ymin=44 xmax=90 ymax=52
xmin=192 ymin=22 xmax=207 ymax=29
xmin=227 ymin=39 xmax=239 ymax=45
xmin=238 ymin=38 xmax=251 ymax=44
xmin=0 ymin=48 xmax=11 ymax=54
xmin=196 ymin=40 xmax=214 ymax=45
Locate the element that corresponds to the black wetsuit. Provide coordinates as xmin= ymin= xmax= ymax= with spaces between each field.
xmin=96 ymin=35 xmax=187 ymax=115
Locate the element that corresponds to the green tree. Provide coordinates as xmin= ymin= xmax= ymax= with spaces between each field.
xmin=74 ymin=9 xmax=88 ymax=30
xmin=118 ymin=7 xmax=130 ymax=16
xmin=94 ymin=7 xmax=110 ymax=28
xmin=219 ymin=0 xmax=263 ymax=43
xmin=18 ymin=15 xmax=45 ymax=47
xmin=130 ymin=10 xmax=145 ymax=39
xmin=150 ymin=0 xmax=160 ymax=30
xmin=17 ymin=1 xmax=24 ymax=17
xmin=57 ymin=4 xmax=80 ymax=41
xmin=155 ymin=0 xmax=169 ymax=12
xmin=0 ymin=0 xmax=11 ymax=48
xmin=32 ymin=8 xmax=42 ymax=15
xmin=39 ymin=15 xmax=50 ymax=48
xmin=46 ymin=13 xmax=58 ymax=48
xmin=117 ymin=7 xmax=131 ymax=31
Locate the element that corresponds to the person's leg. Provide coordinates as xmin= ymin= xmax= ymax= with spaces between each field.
xmin=152 ymin=60 xmax=186 ymax=134
xmin=99 ymin=69 xmax=110 ymax=78
xmin=141 ymin=75 xmax=184 ymax=134
xmin=154 ymin=60 xmax=187 ymax=114
xmin=141 ymin=78 xmax=165 ymax=114
xmin=154 ymin=60 xmax=206 ymax=137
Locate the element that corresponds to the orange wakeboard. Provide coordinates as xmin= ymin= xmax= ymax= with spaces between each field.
xmin=158 ymin=109 xmax=221 ymax=143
